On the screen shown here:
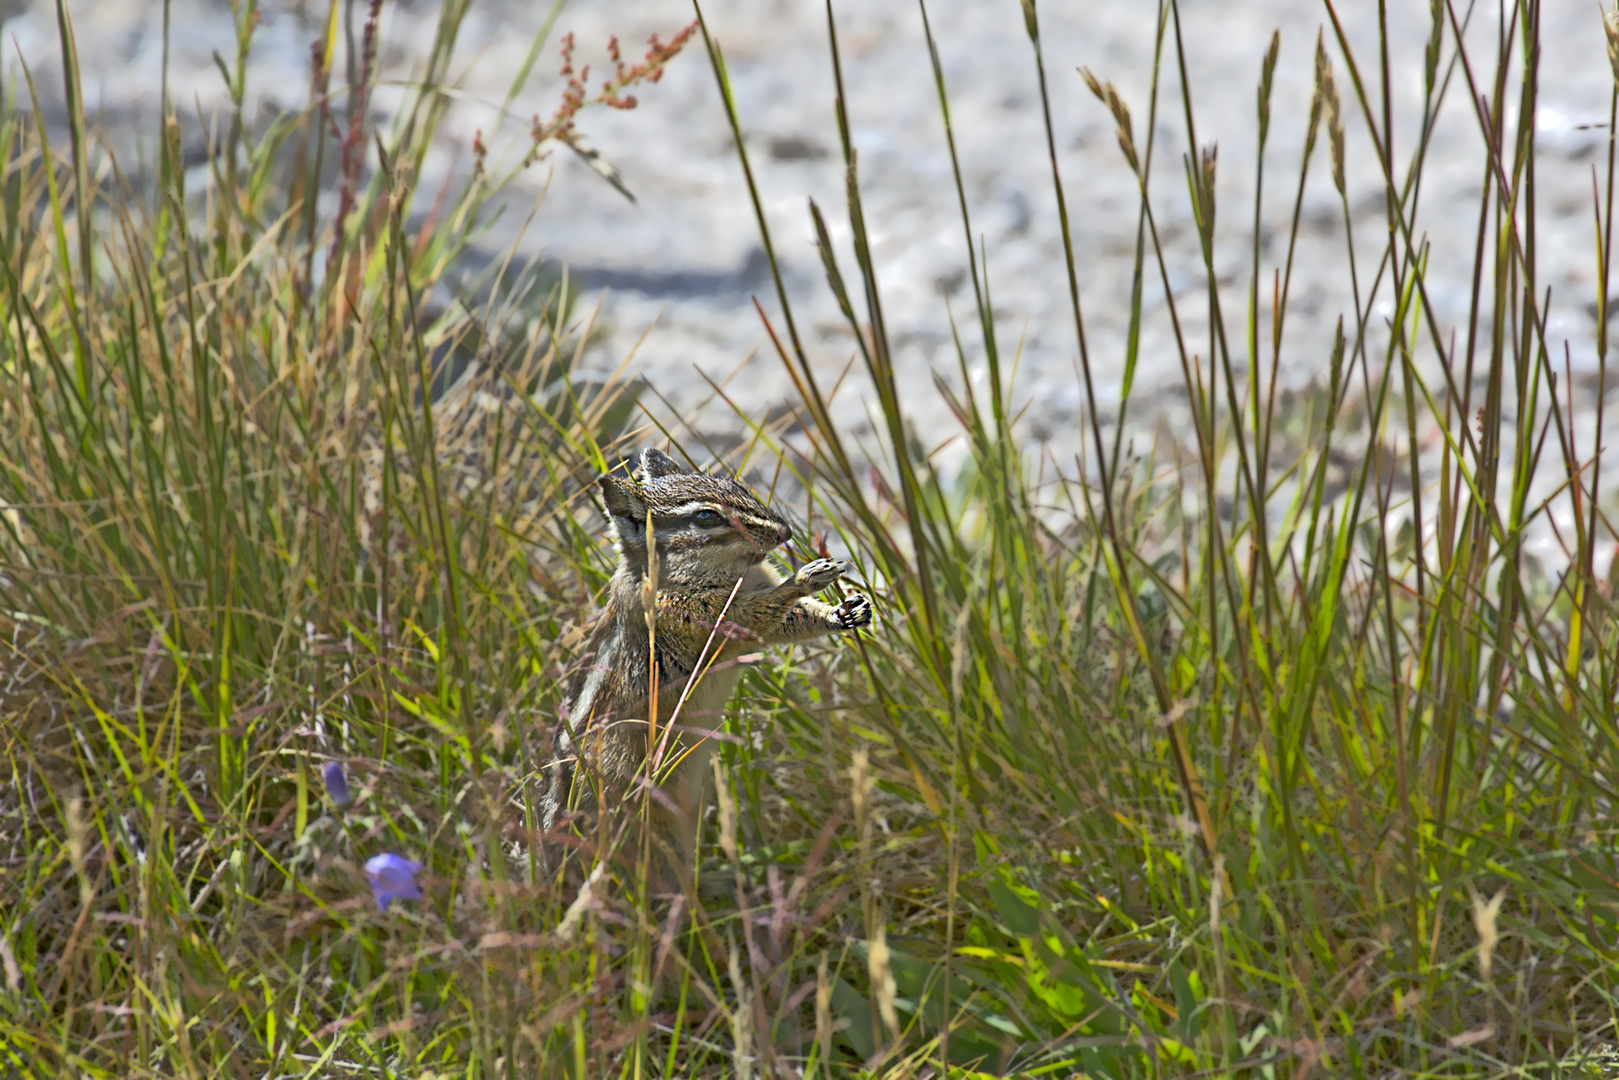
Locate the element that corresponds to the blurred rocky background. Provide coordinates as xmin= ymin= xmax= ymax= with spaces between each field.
xmin=3 ymin=0 xmax=1613 ymax=474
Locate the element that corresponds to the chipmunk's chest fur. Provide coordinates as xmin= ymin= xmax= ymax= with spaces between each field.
xmin=569 ymin=560 xmax=784 ymax=740
xmin=551 ymin=560 xmax=786 ymax=817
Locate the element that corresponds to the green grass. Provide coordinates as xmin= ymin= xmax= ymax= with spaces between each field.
xmin=5 ymin=0 xmax=1619 ymax=1075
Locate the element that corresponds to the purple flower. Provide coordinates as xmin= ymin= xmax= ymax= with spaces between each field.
xmin=321 ymin=761 xmax=351 ymax=807
xmin=364 ymin=853 xmax=423 ymax=912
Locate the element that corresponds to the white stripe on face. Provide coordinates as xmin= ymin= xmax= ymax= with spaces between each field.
xmin=662 ymin=502 xmax=720 ymax=519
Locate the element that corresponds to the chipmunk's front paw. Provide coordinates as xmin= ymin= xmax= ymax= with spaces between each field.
xmin=794 ymin=557 xmax=850 ymax=592
xmin=833 ymin=594 xmax=873 ymax=631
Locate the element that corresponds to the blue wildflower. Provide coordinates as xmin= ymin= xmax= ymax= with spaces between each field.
xmin=364 ymin=853 xmax=423 ymax=912
xmin=321 ymin=760 xmax=351 ymax=807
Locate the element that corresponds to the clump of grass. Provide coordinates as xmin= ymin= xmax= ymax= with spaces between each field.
xmin=5 ymin=0 xmax=1619 ymax=1076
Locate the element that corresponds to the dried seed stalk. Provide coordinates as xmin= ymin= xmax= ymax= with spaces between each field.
xmin=1080 ymin=68 xmax=1139 ymax=175
xmin=1315 ymin=33 xmax=1346 ymax=196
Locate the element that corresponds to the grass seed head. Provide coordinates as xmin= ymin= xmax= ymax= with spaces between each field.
xmin=0 ymin=935 xmax=20 ymax=994
xmin=1195 ymin=145 xmax=1219 ymax=244
xmin=556 ymin=861 xmax=606 ymax=942
xmin=1425 ymin=0 xmax=1445 ymax=93
xmin=1607 ymin=7 xmax=1619 ymax=85
xmin=850 ymin=746 xmax=871 ymax=837
xmin=869 ymin=923 xmax=901 ymax=1041
xmin=1472 ymin=887 xmax=1506 ymax=982
xmin=726 ymin=939 xmax=754 ymax=1080
xmin=1315 ymin=35 xmax=1346 ymax=196
xmin=815 ymin=953 xmax=833 ymax=1062
xmin=712 ymin=754 xmax=739 ymax=864
xmin=1257 ymin=32 xmax=1279 ymax=144
xmin=1081 ymin=68 xmax=1139 ymax=174
xmin=67 ymin=796 xmax=91 ymax=909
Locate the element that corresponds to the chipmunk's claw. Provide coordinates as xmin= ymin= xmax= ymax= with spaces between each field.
xmin=834 ymin=594 xmax=873 ymax=630
xmin=795 ymin=557 xmax=850 ymax=591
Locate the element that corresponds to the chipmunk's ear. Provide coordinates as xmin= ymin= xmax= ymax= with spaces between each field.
xmin=597 ymin=473 xmax=648 ymax=529
xmin=638 ymin=447 xmax=683 ymax=479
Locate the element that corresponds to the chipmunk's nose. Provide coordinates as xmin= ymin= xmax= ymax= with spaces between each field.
xmin=778 ymin=522 xmax=792 ymax=544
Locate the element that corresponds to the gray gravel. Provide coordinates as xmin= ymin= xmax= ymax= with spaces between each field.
xmin=6 ymin=0 xmax=1617 ymax=560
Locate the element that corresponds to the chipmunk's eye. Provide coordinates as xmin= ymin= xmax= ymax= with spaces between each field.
xmin=693 ymin=509 xmax=725 ymax=527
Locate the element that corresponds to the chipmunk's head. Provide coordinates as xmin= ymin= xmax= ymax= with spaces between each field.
xmin=597 ymin=448 xmax=791 ymax=583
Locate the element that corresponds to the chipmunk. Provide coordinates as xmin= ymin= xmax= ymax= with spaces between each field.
xmin=541 ymin=448 xmax=873 ymax=868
